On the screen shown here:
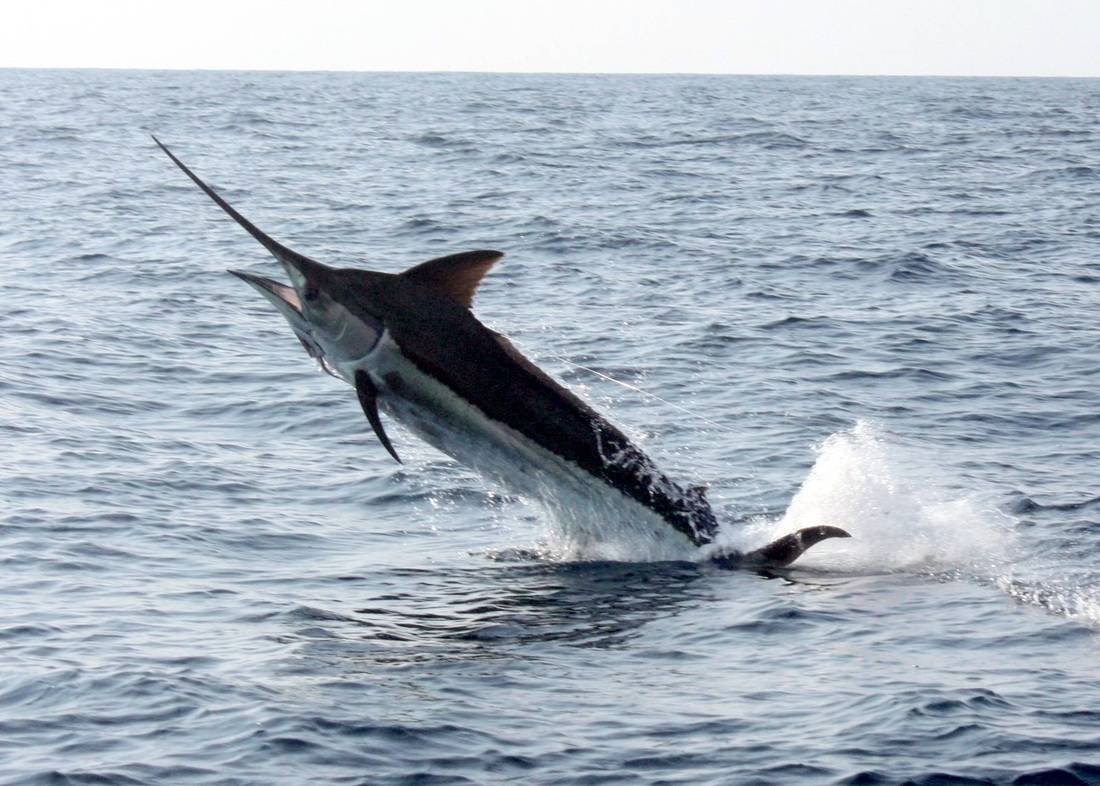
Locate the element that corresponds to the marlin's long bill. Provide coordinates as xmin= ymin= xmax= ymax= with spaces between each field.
xmin=155 ymin=138 xmax=850 ymax=566
xmin=152 ymin=135 xmax=319 ymax=275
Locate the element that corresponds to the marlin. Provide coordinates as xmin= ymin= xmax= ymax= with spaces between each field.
xmin=155 ymin=138 xmax=848 ymax=568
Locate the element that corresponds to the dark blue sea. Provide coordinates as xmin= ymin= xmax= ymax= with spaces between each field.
xmin=2 ymin=70 xmax=1100 ymax=785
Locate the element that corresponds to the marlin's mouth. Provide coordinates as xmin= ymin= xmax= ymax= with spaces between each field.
xmin=229 ymin=269 xmax=302 ymax=314
xmin=229 ymin=269 xmax=336 ymax=376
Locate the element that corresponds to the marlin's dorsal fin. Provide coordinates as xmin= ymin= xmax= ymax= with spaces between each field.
xmin=401 ymin=250 xmax=503 ymax=308
xmin=355 ymin=370 xmax=402 ymax=464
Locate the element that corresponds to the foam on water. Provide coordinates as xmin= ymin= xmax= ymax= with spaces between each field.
xmin=994 ymin=572 xmax=1100 ymax=629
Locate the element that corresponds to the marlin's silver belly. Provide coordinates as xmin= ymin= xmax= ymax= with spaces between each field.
xmin=355 ymin=332 xmax=697 ymax=561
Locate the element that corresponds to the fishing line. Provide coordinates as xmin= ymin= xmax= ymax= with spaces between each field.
xmin=544 ymin=353 xmax=728 ymax=431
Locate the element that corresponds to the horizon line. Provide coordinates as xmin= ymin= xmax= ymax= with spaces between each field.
xmin=2 ymin=65 xmax=1097 ymax=80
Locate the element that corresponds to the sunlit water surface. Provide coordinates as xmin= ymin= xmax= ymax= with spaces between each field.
xmin=2 ymin=70 xmax=1100 ymax=785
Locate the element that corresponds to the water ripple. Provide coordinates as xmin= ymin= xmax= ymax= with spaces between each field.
xmin=1 ymin=70 xmax=1099 ymax=786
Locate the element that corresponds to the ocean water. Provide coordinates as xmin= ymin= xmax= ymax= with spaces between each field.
xmin=2 ymin=69 xmax=1100 ymax=785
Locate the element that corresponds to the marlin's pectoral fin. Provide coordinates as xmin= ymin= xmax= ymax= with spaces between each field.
xmin=355 ymin=370 xmax=402 ymax=464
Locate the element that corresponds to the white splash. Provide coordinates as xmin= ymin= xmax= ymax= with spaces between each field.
xmin=736 ymin=421 xmax=1014 ymax=572
xmin=725 ymin=421 xmax=1100 ymax=630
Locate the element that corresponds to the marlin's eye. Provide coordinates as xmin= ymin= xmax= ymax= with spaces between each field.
xmin=303 ymin=287 xmax=319 ymax=302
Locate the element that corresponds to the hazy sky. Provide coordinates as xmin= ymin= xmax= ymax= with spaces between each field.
xmin=5 ymin=0 xmax=1099 ymax=77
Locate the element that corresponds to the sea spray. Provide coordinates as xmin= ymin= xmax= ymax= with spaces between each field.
xmin=737 ymin=421 xmax=1015 ymax=572
xmin=727 ymin=422 xmax=1100 ymax=628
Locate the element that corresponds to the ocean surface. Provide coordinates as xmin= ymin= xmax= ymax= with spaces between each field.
xmin=2 ymin=70 xmax=1099 ymax=785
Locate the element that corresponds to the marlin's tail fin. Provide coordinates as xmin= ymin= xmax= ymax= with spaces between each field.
xmin=709 ymin=526 xmax=851 ymax=569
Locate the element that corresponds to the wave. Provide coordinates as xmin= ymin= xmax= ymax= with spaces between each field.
xmin=618 ymin=130 xmax=808 ymax=150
